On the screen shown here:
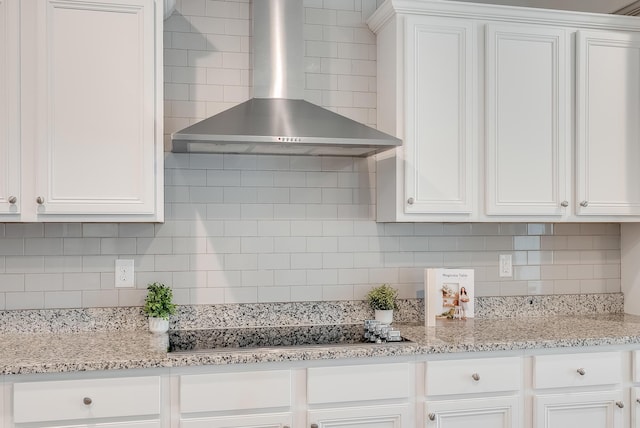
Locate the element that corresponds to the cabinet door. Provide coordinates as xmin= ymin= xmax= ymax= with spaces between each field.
xmin=633 ymin=387 xmax=640 ymax=428
xmin=576 ymin=30 xmax=640 ymax=216
xmin=181 ymin=414 xmax=292 ymax=428
xmin=404 ymin=16 xmax=476 ymax=215
xmin=0 ymin=0 xmax=20 ymax=216
xmin=426 ymin=396 xmax=520 ymax=428
xmin=43 ymin=421 xmax=160 ymax=428
xmin=485 ymin=24 xmax=569 ymax=216
xmin=534 ymin=390 xmax=624 ymax=428
xmin=308 ymin=404 xmax=411 ymax=428
xmin=33 ymin=0 xmax=159 ymax=217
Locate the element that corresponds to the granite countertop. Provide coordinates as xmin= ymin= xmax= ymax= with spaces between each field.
xmin=3 ymin=313 xmax=640 ymax=375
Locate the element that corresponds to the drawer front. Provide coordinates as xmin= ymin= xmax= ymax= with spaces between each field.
xmin=180 ymin=370 xmax=291 ymax=413
xmin=533 ymin=351 xmax=622 ymax=389
xmin=426 ymin=357 xmax=521 ymax=396
xmin=13 ymin=376 xmax=160 ymax=423
xmin=307 ymin=363 xmax=409 ymax=404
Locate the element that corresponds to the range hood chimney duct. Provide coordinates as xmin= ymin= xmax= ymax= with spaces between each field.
xmin=171 ymin=0 xmax=402 ymax=157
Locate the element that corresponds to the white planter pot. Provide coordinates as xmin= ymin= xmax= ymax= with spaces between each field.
xmin=374 ymin=309 xmax=394 ymax=324
xmin=148 ymin=317 xmax=169 ymax=334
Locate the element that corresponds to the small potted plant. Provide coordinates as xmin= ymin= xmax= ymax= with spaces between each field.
xmin=143 ymin=282 xmax=176 ymax=334
xmin=366 ymin=283 xmax=398 ymax=324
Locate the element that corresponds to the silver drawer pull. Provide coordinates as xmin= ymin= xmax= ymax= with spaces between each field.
xmin=83 ymin=397 xmax=92 ymax=406
xmin=471 ymin=372 xmax=480 ymax=381
xmin=560 ymin=200 xmax=568 ymax=207
xmin=8 ymin=196 xmax=16 ymax=204
xmin=407 ymin=197 xmax=414 ymax=205
xmin=577 ymin=368 xmax=586 ymax=376
xmin=428 ymin=413 xmax=436 ymax=421
xmin=616 ymin=401 xmax=624 ymax=409
xmin=580 ymin=200 xmax=588 ymax=207
xmin=36 ymin=196 xmax=45 ymax=205
xmin=311 ymin=424 xmax=318 ymax=428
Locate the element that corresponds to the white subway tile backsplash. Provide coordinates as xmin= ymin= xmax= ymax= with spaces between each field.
xmin=0 ymin=274 xmax=24 ymax=292
xmin=82 ymin=290 xmax=119 ymax=308
xmin=6 ymin=256 xmax=44 ymax=273
xmin=44 ymin=256 xmax=83 ymax=273
xmin=6 ymin=292 xmax=44 ymax=310
xmin=63 ymin=273 xmax=101 ymax=290
xmin=6 ymin=224 xmax=44 ymax=238
xmin=0 ymin=239 xmax=24 ymax=256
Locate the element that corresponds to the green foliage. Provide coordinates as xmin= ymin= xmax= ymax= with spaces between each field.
xmin=366 ymin=283 xmax=398 ymax=311
xmin=143 ymin=282 xmax=177 ymax=320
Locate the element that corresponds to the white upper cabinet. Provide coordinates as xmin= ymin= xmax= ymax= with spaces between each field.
xmin=370 ymin=0 xmax=640 ymax=222
xmin=1 ymin=0 xmax=163 ymax=222
xmin=0 ymin=0 xmax=20 ymax=216
xmin=404 ymin=16 xmax=476 ymax=216
xmin=485 ymin=24 xmax=569 ymax=217
xmin=576 ymin=30 xmax=640 ymax=216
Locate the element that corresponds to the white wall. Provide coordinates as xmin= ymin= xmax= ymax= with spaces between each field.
xmin=0 ymin=0 xmax=621 ymax=310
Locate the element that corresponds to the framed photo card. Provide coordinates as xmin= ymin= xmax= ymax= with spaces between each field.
xmin=425 ymin=268 xmax=474 ymax=326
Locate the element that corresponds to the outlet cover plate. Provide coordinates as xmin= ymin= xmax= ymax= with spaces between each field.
xmin=115 ymin=259 xmax=135 ymax=288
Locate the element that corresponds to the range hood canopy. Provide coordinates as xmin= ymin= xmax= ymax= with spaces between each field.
xmin=171 ymin=0 xmax=401 ymax=157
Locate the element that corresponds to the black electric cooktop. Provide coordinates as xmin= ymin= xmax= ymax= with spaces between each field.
xmin=168 ymin=324 xmax=410 ymax=353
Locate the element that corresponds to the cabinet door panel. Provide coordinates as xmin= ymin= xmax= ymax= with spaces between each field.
xmin=181 ymin=414 xmax=292 ymax=428
xmin=485 ymin=24 xmax=568 ymax=216
xmin=309 ymin=404 xmax=411 ymax=428
xmin=426 ymin=396 xmax=520 ymax=428
xmin=47 ymin=421 xmax=160 ymax=428
xmin=35 ymin=0 xmax=156 ymax=215
xmin=576 ymin=30 xmax=640 ymax=215
xmin=534 ymin=390 xmax=623 ymax=428
xmin=0 ymin=0 xmax=20 ymax=216
xmin=404 ymin=17 xmax=476 ymax=214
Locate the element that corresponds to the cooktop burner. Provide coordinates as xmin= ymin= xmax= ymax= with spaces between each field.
xmin=168 ymin=324 xmax=410 ymax=353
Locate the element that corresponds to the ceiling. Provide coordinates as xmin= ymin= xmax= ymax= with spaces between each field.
xmin=451 ymin=0 xmax=640 ymax=14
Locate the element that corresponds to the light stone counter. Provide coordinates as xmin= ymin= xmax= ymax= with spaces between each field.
xmin=3 ymin=313 xmax=640 ymax=375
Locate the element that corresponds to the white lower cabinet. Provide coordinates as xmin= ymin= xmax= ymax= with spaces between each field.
xmin=425 ymin=357 xmax=522 ymax=428
xmin=180 ymin=414 xmax=292 ymax=428
xmin=307 ymin=363 xmax=413 ymax=428
xmin=12 ymin=376 xmax=161 ymax=427
xmin=532 ymin=352 xmax=625 ymax=428
xmin=426 ymin=396 xmax=520 ymax=428
xmin=308 ymin=404 xmax=410 ymax=428
xmin=534 ymin=390 xmax=624 ymax=428
xmin=179 ymin=370 xmax=293 ymax=428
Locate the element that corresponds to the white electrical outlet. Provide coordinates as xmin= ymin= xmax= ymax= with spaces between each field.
xmin=115 ymin=259 xmax=135 ymax=288
xmin=499 ymin=254 xmax=512 ymax=278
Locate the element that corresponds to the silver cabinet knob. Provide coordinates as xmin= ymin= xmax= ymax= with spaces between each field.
xmin=636 ymin=398 xmax=640 ymax=404
xmin=577 ymin=368 xmax=586 ymax=376
xmin=407 ymin=197 xmax=414 ymax=205
xmin=471 ymin=372 xmax=480 ymax=381
xmin=36 ymin=196 xmax=45 ymax=205
xmin=283 ymin=426 xmax=290 ymax=428
xmin=580 ymin=200 xmax=588 ymax=207
xmin=8 ymin=196 xmax=16 ymax=204
xmin=428 ymin=413 xmax=436 ymax=421
xmin=560 ymin=200 xmax=568 ymax=207
xmin=83 ymin=397 xmax=92 ymax=405
xmin=616 ymin=401 xmax=624 ymax=409
xmin=311 ymin=424 xmax=319 ymax=428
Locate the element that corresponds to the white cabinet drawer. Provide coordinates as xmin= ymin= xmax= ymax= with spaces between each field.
xmin=533 ymin=352 xmax=622 ymax=389
xmin=307 ymin=363 xmax=409 ymax=404
xmin=426 ymin=357 xmax=521 ymax=396
xmin=13 ymin=376 xmax=160 ymax=423
xmin=180 ymin=370 xmax=291 ymax=413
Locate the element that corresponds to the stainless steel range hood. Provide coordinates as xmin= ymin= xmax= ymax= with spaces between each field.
xmin=171 ymin=0 xmax=401 ymax=157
